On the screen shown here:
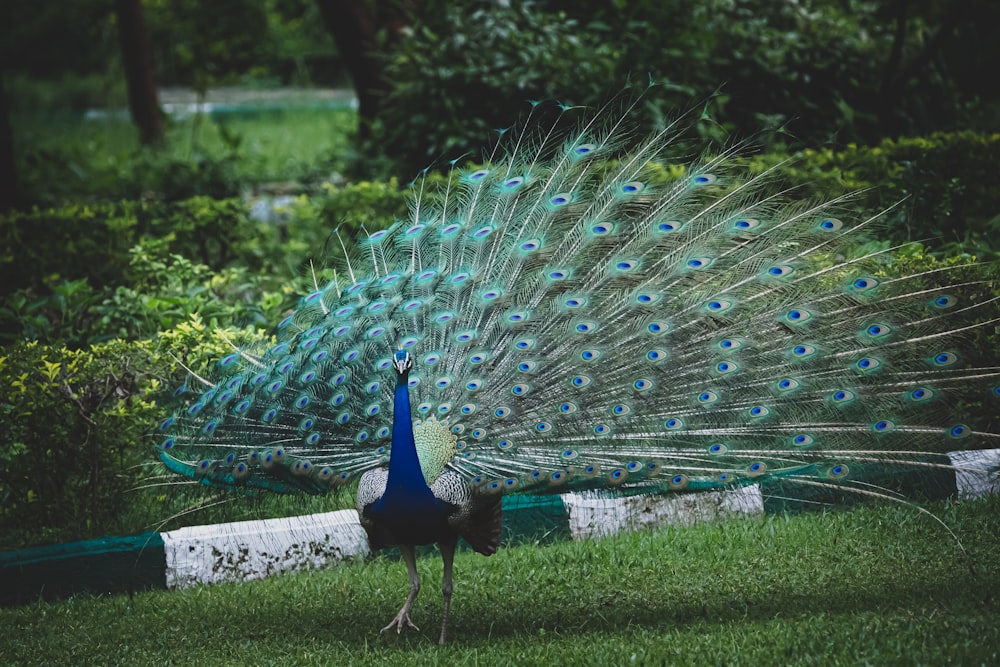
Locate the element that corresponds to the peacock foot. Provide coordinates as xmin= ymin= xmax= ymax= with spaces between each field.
xmin=381 ymin=607 xmax=420 ymax=635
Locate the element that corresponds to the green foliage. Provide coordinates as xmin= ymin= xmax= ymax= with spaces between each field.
xmin=259 ymin=0 xmax=342 ymax=86
xmin=0 ymin=239 xmax=282 ymax=348
xmin=367 ymin=0 xmax=621 ymax=176
xmin=145 ymin=0 xmax=270 ymax=93
xmin=746 ymin=131 xmax=1000 ymax=259
xmin=316 ymin=178 xmax=407 ymax=236
xmin=0 ymin=322 xmax=267 ymax=548
xmin=4 ymin=73 xmax=127 ymax=115
xmin=0 ymin=338 xmax=157 ymax=547
xmin=1 ymin=279 xmax=105 ymax=347
xmin=372 ymin=0 xmax=1000 ymax=176
xmin=3 ymin=0 xmax=339 ymax=90
xmin=592 ymin=0 xmax=896 ymax=139
xmin=143 ymin=0 xmax=345 ymax=89
xmin=0 ymin=198 xmax=248 ymax=295
xmin=2 ymin=1 xmax=120 ymax=80
xmin=81 ymin=241 xmax=282 ymax=343
xmin=12 ymin=107 xmax=357 ymax=206
xmin=0 ymin=179 xmax=408 ymax=346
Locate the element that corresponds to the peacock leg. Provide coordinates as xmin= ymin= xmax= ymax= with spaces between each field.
xmin=382 ymin=543 xmax=421 ymax=634
xmin=438 ymin=539 xmax=457 ymax=645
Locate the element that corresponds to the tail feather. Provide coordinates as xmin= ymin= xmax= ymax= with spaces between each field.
xmin=154 ymin=86 xmax=1000 ymax=507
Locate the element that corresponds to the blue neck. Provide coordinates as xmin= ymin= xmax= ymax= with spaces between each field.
xmin=365 ymin=375 xmax=450 ymax=543
xmin=383 ymin=378 xmax=435 ymax=503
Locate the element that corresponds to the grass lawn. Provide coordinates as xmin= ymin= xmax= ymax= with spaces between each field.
xmin=2 ymin=494 xmax=998 ymax=666
xmin=11 ymin=103 xmax=358 ymax=205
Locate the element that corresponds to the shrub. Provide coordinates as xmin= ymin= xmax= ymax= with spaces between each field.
xmin=0 ymin=320 xmax=265 ymax=548
xmin=373 ymin=0 xmax=1000 ymax=177
xmin=367 ymin=0 xmax=620 ymax=177
xmin=749 ymin=132 xmax=1000 ymax=259
xmin=0 ymin=198 xmax=248 ymax=294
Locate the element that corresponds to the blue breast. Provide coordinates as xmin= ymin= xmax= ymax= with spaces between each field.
xmin=364 ymin=375 xmax=455 ymax=544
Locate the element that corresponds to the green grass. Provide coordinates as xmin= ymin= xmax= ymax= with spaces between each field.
xmin=11 ymin=105 xmax=358 ymax=204
xmin=3 ymin=495 xmax=998 ymax=665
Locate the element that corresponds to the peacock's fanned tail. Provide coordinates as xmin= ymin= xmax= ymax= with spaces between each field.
xmin=155 ymin=91 xmax=1000 ymax=503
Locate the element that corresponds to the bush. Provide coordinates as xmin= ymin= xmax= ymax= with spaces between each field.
xmin=0 ymin=198 xmax=248 ymax=294
xmin=373 ymin=0 xmax=1000 ymax=177
xmin=2 ymin=180 xmax=410 ymax=293
xmin=747 ymin=131 xmax=1000 ymax=259
xmin=0 ymin=321 xmax=267 ymax=549
xmin=367 ymin=0 xmax=621 ymax=176
xmin=15 ymin=133 xmax=245 ymax=206
xmin=0 ymin=182 xmax=412 ymax=346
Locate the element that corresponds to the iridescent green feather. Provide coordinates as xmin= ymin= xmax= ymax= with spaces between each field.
xmin=155 ymin=87 xmax=1000 ymax=506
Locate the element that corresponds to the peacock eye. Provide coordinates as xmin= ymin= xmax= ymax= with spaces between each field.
xmin=152 ymin=102 xmax=993 ymax=581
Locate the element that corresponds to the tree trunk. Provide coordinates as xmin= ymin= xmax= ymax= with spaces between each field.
xmin=877 ymin=1 xmax=966 ymax=134
xmin=0 ymin=69 xmax=17 ymax=211
xmin=115 ymin=0 xmax=163 ymax=146
xmin=313 ymin=0 xmax=412 ymax=140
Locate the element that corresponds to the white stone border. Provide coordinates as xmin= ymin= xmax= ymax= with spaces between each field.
xmin=162 ymin=509 xmax=368 ymax=589
xmin=949 ymin=448 xmax=1000 ymax=500
xmin=162 ymin=450 xmax=997 ymax=587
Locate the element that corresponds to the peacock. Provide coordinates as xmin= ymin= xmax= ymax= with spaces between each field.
xmin=155 ymin=89 xmax=1000 ymax=644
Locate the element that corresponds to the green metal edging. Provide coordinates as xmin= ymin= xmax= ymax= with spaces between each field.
xmin=0 ymin=500 xmax=567 ymax=607
xmin=0 ymin=532 xmax=166 ymax=607
xmin=0 ymin=457 xmax=981 ymax=609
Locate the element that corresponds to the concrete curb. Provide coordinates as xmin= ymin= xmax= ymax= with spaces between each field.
xmin=3 ymin=448 xmax=996 ymax=606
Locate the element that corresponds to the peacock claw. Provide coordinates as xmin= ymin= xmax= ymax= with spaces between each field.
xmin=381 ymin=609 xmax=420 ymax=635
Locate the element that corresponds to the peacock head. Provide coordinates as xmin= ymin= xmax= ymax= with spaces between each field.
xmin=393 ymin=349 xmax=414 ymax=382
